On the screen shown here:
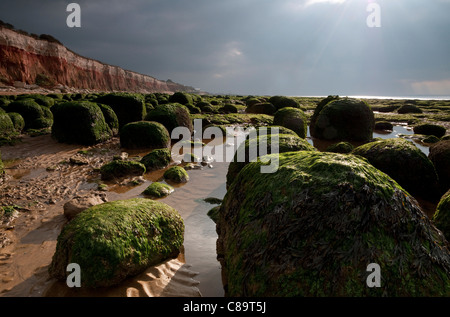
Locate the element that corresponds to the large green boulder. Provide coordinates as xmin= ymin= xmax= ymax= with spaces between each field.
xmin=268 ymin=96 xmax=301 ymax=110
xmin=143 ymin=182 xmax=174 ymax=198
xmin=97 ymin=103 xmax=119 ymax=136
xmin=0 ymin=112 xmax=15 ymax=139
xmin=100 ymin=160 xmax=146 ymax=181
xmin=95 ymin=93 xmax=146 ymax=128
xmin=120 ymin=121 xmax=171 ymax=149
xmin=140 ymin=148 xmax=171 ymax=171
xmin=217 ymin=151 xmax=450 ymax=296
xmin=429 ymin=140 xmax=450 ymax=193
xmin=48 ymin=198 xmax=184 ymax=288
xmin=168 ymin=92 xmax=193 ymax=105
xmin=273 ymin=107 xmax=308 ymax=139
xmin=352 ymin=138 xmax=440 ymax=202
xmin=145 ymin=103 xmax=193 ymax=136
xmin=51 ymin=101 xmax=113 ymax=145
xmin=226 ymin=133 xmax=316 ymax=188
xmin=310 ymin=98 xmax=374 ymax=142
xmin=6 ymin=99 xmax=52 ymax=130
xmin=7 ymin=112 xmax=25 ymax=132
xmin=164 ymin=166 xmax=189 ymax=183
xmin=414 ymin=124 xmax=446 ymax=138
xmin=433 ymin=190 xmax=450 ymax=240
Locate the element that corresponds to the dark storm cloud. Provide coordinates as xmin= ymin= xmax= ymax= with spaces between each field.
xmin=1 ymin=0 xmax=449 ymax=95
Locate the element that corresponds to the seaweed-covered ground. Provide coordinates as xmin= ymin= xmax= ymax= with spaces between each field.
xmin=0 ymin=92 xmax=449 ymax=296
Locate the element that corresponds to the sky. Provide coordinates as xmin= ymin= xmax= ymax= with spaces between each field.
xmin=1 ymin=0 xmax=450 ymax=97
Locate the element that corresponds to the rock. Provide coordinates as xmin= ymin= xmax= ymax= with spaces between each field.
xmin=249 ymin=125 xmax=302 ymax=138
xmin=63 ymin=194 xmax=107 ymax=220
xmin=120 ymin=121 xmax=171 ymax=149
xmin=245 ymin=103 xmax=277 ymax=115
xmin=164 ymin=166 xmax=189 ymax=183
xmin=207 ymin=206 xmax=220 ymax=223
xmin=219 ymin=104 xmax=238 ymax=114
xmin=429 ymin=140 xmax=450 ymax=193
xmin=145 ymin=103 xmax=193 ymax=136
xmin=95 ymin=93 xmax=146 ymax=128
xmin=268 ymin=96 xmax=301 ymax=110
xmin=6 ymin=99 xmax=52 ymax=130
xmin=217 ymin=151 xmax=450 ymax=296
xmin=374 ymin=121 xmax=393 ymax=131
xmin=168 ymin=92 xmax=193 ymax=105
xmin=97 ymin=103 xmax=119 ymax=136
xmin=352 ymin=138 xmax=440 ymax=202
xmin=325 ymin=141 xmax=354 ymax=154
xmin=433 ymin=190 xmax=450 ymax=240
xmin=142 ymin=182 xmax=174 ymax=198
xmin=140 ymin=148 xmax=171 ymax=171
xmin=273 ymin=107 xmax=308 ymax=139
xmin=51 ymin=101 xmax=113 ymax=145
xmin=398 ymin=104 xmax=423 ymax=114
xmin=0 ymin=112 xmax=15 ymax=139
xmin=413 ymin=124 xmax=446 ymax=138
xmin=49 ymin=198 xmax=184 ymax=288
xmin=310 ymin=98 xmax=374 ymax=142
xmin=7 ymin=112 xmax=25 ymax=132
xmin=69 ymin=155 xmax=89 ymax=165
xmin=226 ymin=133 xmax=316 ymax=188
xmin=100 ymin=160 xmax=146 ymax=181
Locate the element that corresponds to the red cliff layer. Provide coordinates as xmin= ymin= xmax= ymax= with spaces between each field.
xmin=0 ymin=27 xmax=194 ymax=94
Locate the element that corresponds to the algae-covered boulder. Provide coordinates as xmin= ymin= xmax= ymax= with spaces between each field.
xmin=433 ymin=190 xmax=450 ymax=240
xmin=168 ymin=92 xmax=193 ymax=105
xmin=7 ymin=99 xmax=53 ymax=130
xmin=398 ymin=104 xmax=422 ymax=114
xmin=143 ymin=182 xmax=174 ymax=198
xmin=7 ymin=112 xmax=25 ymax=132
xmin=100 ymin=160 xmax=146 ymax=181
xmin=145 ymin=103 xmax=193 ymax=136
xmin=164 ymin=166 xmax=189 ymax=183
xmin=51 ymin=101 xmax=113 ymax=145
xmin=226 ymin=133 xmax=316 ymax=188
xmin=268 ymin=96 xmax=301 ymax=110
xmin=429 ymin=140 xmax=450 ymax=193
xmin=325 ymin=141 xmax=354 ymax=154
xmin=140 ymin=148 xmax=172 ymax=171
xmin=217 ymin=151 xmax=450 ymax=296
xmin=273 ymin=107 xmax=308 ymax=139
xmin=246 ymin=103 xmax=276 ymax=115
xmin=0 ymin=112 xmax=15 ymax=138
xmin=97 ymin=103 xmax=119 ymax=136
xmin=95 ymin=93 xmax=146 ymax=128
xmin=48 ymin=198 xmax=184 ymax=288
xmin=310 ymin=98 xmax=374 ymax=142
xmin=120 ymin=121 xmax=171 ymax=150
xmin=414 ymin=124 xmax=446 ymax=139
xmin=352 ymin=138 xmax=440 ymax=202
xmin=374 ymin=121 xmax=393 ymax=131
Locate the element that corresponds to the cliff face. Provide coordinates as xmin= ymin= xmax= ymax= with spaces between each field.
xmin=0 ymin=26 xmax=194 ymax=94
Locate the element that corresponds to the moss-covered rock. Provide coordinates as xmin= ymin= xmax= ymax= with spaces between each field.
xmin=207 ymin=206 xmax=220 ymax=223
xmin=352 ymin=138 xmax=440 ymax=202
xmin=249 ymin=125 xmax=299 ymax=137
xmin=433 ymin=190 xmax=450 ymax=240
xmin=140 ymin=148 xmax=171 ymax=171
xmin=429 ymin=140 xmax=450 ymax=193
xmin=95 ymin=93 xmax=146 ymax=128
xmin=374 ymin=121 xmax=393 ymax=131
xmin=100 ymin=160 xmax=146 ymax=181
xmin=268 ymin=96 xmax=301 ymax=110
xmin=168 ymin=92 xmax=193 ymax=105
xmin=273 ymin=107 xmax=308 ymax=139
xmin=143 ymin=182 xmax=174 ymax=198
xmin=398 ymin=104 xmax=423 ymax=114
xmin=246 ymin=103 xmax=277 ymax=115
xmin=7 ymin=112 xmax=25 ymax=132
xmin=120 ymin=121 xmax=170 ymax=149
xmin=164 ymin=166 xmax=189 ymax=183
xmin=219 ymin=104 xmax=238 ymax=114
xmin=310 ymin=98 xmax=374 ymax=142
xmin=17 ymin=94 xmax=55 ymax=108
xmin=0 ymin=112 xmax=15 ymax=138
xmin=217 ymin=151 xmax=450 ymax=296
xmin=48 ymin=198 xmax=184 ymax=288
xmin=226 ymin=133 xmax=316 ymax=188
xmin=145 ymin=103 xmax=193 ymax=136
xmin=413 ymin=124 xmax=446 ymax=138
xmin=97 ymin=103 xmax=119 ymax=136
xmin=51 ymin=101 xmax=113 ymax=145
xmin=325 ymin=141 xmax=354 ymax=154
xmin=6 ymin=99 xmax=53 ymax=130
